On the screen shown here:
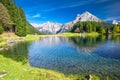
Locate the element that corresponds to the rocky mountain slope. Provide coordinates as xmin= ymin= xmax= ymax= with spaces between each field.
xmin=35 ymin=11 xmax=103 ymax=34
xmin=60 ymin=11 xmax=103 ymax=32
xmin=36 ymin=22 xmax=62 ymax=34
xmin=112 ymin=20 xmax=119 ymax=25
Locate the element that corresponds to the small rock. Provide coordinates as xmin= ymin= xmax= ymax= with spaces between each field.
xmin=0 ymin=72 xmax=8 ymax=78
xmin=0 ymin=48 xmax=4 ymax=51
xmin=85 ymin=75 xmax=93 ymax=80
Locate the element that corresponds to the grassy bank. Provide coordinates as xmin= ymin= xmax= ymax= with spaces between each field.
xmin=57 ymin=32 xmax=99 ymax=37
xmin=0 ymin=41 xmax=100 ymax=80
xmin=0 ymin=32 xmax=109 ymax=80
xmin=0 ymin=55 xmax=100 ymax=80
xmin=26 ymin=32 xmax=100 ymax=41
xmin=0 ymin=54 xmax=68 ymax=80
xmin=0 ymin=32 xmax=100 ymax=45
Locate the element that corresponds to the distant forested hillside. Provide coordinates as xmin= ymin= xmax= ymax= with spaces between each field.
xmin=0 ymin=0 xmax=41 ymax=36
xmin=71 ymin=21 xmax=120 ymax=34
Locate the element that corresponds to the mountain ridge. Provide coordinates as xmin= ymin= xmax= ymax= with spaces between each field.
xmin=36 ymin=22 xmax=62 ymax=34
xmin=35 ymin=11 xmax=106 ymax=34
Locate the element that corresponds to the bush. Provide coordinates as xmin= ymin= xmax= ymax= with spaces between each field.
xmin=0 ymin=24 xmax=4 ymax=34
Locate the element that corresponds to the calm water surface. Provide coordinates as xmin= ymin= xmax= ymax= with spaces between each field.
xmin=28 ymin=35 xmax=120 ymax=79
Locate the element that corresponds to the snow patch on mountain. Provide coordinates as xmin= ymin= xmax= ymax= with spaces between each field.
xmin=112 ymin=20 xmax=119 ymax=25
xmin=33 ymin=11 xmax=105 ymax=34
xmin=61 ymin=11 xmax=103 ymax=32
xmin=36 ymin=22 xmax=62 ymax=34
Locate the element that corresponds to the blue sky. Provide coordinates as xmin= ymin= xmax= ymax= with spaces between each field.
xmin=15 ymin=0 xmax=120 ymax=24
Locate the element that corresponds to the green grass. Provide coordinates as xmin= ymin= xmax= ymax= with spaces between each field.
xmin=0 ymin=42 xmax=68 ymax=80
xmin=58 ymin=32 xmax=99 ymax=37
xmin=25 ymin=32 xmax=100 ymax=41
xmin=0 ymin=33 xmax=109 ymax=80
xmin=25 ymin=35 xmax=41 ymax=41
xmin=0 ymin=54 xmax=100 ymax=80
xmin=0 ymin=41 xmax=101 ymax=80
xmin=0 ymin=55 xmax=68 ymax=80
xmin=0 ymin=38 xmax=4 ymax=43
xmin=0 ymin=36 xmax=5 ymax=43
xmin=0 ymin=38 xmax=5 ymax=48
xmin=0 ymin=32 xmax=100 ymax=46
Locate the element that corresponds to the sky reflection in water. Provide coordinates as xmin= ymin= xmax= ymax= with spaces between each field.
xmin=29 ymin=35 xmax=120 ymax=79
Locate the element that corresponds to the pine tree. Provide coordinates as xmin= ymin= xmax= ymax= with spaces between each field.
xmin=85 ymin=22 xmax=92 ymax=33
xmin=112 ymin=25 xmax=118 ymax=33
xmin=0 ymin=0 xmax=40 ymax=36
xmin=92 ymin=22 xmax=98 ymax=32
xmin=0 ymin=3 xmax=12 ymax=30
xmin=97 ymin=24 xmax=105 ymax=34
xmin=79 ymin=22 xmax=83 ymax=32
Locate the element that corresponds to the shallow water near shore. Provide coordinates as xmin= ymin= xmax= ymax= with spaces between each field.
xmin=0 ymin=35 xmax=120 ymax=79
xmin=28 ymin=35 xmax=120 ymax=79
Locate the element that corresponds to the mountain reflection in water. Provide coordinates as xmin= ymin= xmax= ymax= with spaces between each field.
xmin=29 ymin=35 xmax=120 ymax=79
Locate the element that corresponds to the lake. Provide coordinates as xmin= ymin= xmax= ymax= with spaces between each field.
xmin=1 ymin=35 xmax=120 ymax=79
xmin=28 ymin=35 xmax=120 ymax=79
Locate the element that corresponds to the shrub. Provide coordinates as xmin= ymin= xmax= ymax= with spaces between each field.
xmin=0 ymin=24 xmax=4 ymax=34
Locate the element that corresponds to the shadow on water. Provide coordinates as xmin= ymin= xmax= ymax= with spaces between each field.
xmin=68 ymin=35 xmax=106 ymax=47
xmin=0 ymin=35 xmax=120 ymax=79
xmin=0 ymin=42 xmax=30 ymax=64
xmin=67 ymin=35 xmax=107 ymax=54
xmin=93 ymin=35 xmax=120 ymax=60
xmin=69 ymin=35 xmax=120 ymax=60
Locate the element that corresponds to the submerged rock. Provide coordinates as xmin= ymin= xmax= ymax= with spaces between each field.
xmin=0 ymin=72 xmax=8 ymax=78
xmin=85 ymin=75 xmax=93 ymax=80
xmin=0 ymin=48 xmax=3 ymax=51
xmin=7 ymin=39 xmax=18 ymax=44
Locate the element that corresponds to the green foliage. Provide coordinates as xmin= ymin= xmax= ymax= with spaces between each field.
xmin=97 ymin=24 xmax=105 ymax=34
xmin=0 ymin=0 xmax=41 ymax=36
xmin=72 ymin=21 xmax=107 ymax=34
xmin=0 ymin=3 xmax=12 ymax=30
xmin=72 ymin=21 xmax=120 ymax=34
xmin=112 ymin=25 xmax=118 ymax=33
xmin=26 ymin=23 xmax=43 ymax=35
xmin=0 ymin=24 xmax=4 ymax=34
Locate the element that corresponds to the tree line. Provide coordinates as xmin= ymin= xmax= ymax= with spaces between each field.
xmin=71 ymin=21 xmax=120 ymax=34
xmin=0 ymin=0 xmax=41 ymax=36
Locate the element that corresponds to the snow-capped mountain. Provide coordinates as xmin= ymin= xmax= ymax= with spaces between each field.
xmin=60 ymin=11 xmax=103 ymax=32
xmin=73 ymin=11 xmax=102 ymax=23
xmin=34 ymin=11 xmax=104 ymax=34
xmin=36 ymin=22 xmax=62 ymax=34
xmin=112 ymin=20 xmax=119 ymax=25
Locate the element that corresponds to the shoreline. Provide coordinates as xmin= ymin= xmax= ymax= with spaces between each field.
xmin=1 ymin=32 xmax=120 ymax=48
xmin=1 ymin=32 xmax=118 ymax=79
xmin=0 ymin=32 xmax=99 ymax=46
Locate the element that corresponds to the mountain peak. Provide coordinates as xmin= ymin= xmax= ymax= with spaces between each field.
xmin=36 ymin=11 xmax=104 ymax=34
xmin=36 ymin=22 xmax=62 ymax=34
xmin=73 ymin=11 xmax=102 ymax=23
xmin=83 ymin=11 xmax=91 ymax=15
xmin=112 ymin=20 xmax=119 ymax=25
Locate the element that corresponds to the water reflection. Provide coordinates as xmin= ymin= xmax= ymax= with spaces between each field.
xmin=68 ymin=35 xmax=106 ymax=53
xmin=29 ymin=35 xmax=120 ymax=79
xmin=39 ymin=36 xmax=67 ymax=46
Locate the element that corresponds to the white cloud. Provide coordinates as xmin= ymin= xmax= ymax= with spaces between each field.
xmin=32 ymin=14 xmax=41 ymax=18
xmin=42 ymin=0 xmax=111 ymax=12
xmin=43 ymin=1 xmax=89 ymax=12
